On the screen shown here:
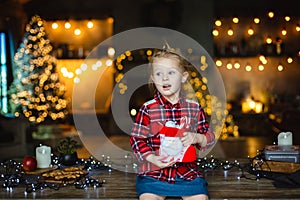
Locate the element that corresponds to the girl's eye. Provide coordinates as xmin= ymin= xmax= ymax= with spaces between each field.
xmin=168 ymin=71 xmax=176 ymax=75
xmin=155 ymin=72 xmax=162 ymax=76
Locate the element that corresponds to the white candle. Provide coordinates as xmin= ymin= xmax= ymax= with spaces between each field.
xmin=36 ymin=145 xmax=51 ymax=168
xmin=278 ymin=132 xmax=293 ymax=146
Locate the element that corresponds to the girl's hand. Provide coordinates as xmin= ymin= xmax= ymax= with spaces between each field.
xmin=146 ymin=154 xmax=175 ymax=168
xmin=181 ymin=132 xmax=206 ymax=147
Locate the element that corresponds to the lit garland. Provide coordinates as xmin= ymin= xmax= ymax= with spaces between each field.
xmin=0 ymin=154 xmax=273 ymax=194
xmin=0 ymin=157 xmax=108 ymax=193
xmin=8 ymin=15 xmax=68 ymax=123
xmin=213 ymin=14 xmax=300 ymax=72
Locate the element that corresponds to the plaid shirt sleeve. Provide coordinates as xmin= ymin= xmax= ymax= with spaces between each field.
xmin=130 ymin=105 xmax=154 ymax=162
xmin=195 ymin=107 xmax=215 ymax=151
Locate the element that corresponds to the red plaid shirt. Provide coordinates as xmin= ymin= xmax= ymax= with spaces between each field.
xmin=130 ymin=92 xmax=215 ymax=183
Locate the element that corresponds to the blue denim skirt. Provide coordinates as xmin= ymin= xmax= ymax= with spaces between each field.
xmin=136 ymin=175 xmax=209 ymax=197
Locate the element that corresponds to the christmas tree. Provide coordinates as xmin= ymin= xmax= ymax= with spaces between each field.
xmin=8 ymin=15 xmax=68 ymax=124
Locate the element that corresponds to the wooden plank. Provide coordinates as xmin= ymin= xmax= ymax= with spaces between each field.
xmin=1 ymin=168 xmax=300 ymax=199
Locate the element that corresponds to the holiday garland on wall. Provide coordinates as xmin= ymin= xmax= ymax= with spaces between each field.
xmin=8 ymin=15 xmax=68 ymax=124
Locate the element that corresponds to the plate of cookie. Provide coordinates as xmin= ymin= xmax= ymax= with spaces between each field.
xmin=41 ymin=166 xmax=88 ymax=184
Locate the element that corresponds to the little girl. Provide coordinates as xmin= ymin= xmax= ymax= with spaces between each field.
xmin=130 ymin=44 xmax=215 ymax=200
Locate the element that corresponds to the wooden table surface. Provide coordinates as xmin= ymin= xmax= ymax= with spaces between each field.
xmin=1 ymin=166 xmax=300 ymax=200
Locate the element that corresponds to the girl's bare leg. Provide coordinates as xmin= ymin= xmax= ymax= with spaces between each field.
xmin=182 ymin=194 xmax=208 ymax=200
xmin=139 ymin=193 xmax=166 ymax=200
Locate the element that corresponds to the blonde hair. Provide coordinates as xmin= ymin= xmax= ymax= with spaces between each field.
xmin=148 ymin=43 xmax=188 ymax=94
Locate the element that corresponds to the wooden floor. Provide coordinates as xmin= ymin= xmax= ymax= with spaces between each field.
xmin=1 ymin=167 xmax=300 ymax=199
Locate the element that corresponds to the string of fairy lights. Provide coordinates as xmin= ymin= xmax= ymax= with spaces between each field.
xmin=213 ymin=11 xmax=300 ymax=72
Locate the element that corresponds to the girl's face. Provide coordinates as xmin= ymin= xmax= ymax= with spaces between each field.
xmin=151 ymin=57 xmax=188 ymax=104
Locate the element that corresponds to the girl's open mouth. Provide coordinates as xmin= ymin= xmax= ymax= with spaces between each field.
xmin=163 ymin=84 xmax=171 ymax=89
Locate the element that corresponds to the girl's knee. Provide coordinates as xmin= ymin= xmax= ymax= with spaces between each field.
xmin=182 ymin=194 xmax=208 ymax=200
xmin=139 ymin=193 xmax=166 ymax=200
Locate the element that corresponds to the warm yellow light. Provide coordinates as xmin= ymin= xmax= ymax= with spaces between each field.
xmin=254 ymin=102 xmax=263 ymax=113
xmin=258 ymin=64 xmax=264 ymax=71
xmin=277 ymin=64 xmax=283 ymax=71
xmin=87 ymin=20 xmax=94 ymax=29
xmin=52 ymin=22 xmax=58 ymax=29
xmin=212 ymin=29 xmax=219 ymax=36
xmin=125 ymin=51 xmax=131 ymax=56
xmin=215 ymin=19 xmax=222 ymax=26
xmin=253 ymin=18 xmax=260 ymax=24
xmin=215 ymin=60 xmax=222 ymax=67
xmin=247 ymin=28 xmax=254 ymax=35
xmin=117 ymin=64 xmax=123 ymax=70
xmin=64 ymin=21 xmax=71 ymax=29
xmin=287 ymin=57 xmax=293 ymax=64
xmin=106 ymin=59 xmax=113 ymax=66
xmin=268 ymin=11 xmax=274 ymax=18
xmin=130 ymin=109 xmax=137 ymax=116
xmin=245 ymin=64 xmax=252 ymax=72
xmin=226 ymin=63 xmax=233 ymax=69
xmin=67 ymin=72 xmax=74 ymax=78
xmin=296 ymin=24 xmax=300 ymax=32
xmin=249 ymin=100 xmax=255 ymax=109
xmin=232 ymin=17 xmax=239 ymax=24
xmin=107 ymin=47 xmax=115 ymax=57
xmin=266 ymin=37 xmax=272 ymax=44
xmin=234 ymin=62 xmax=240 ymax=69
xmin=227 ymin=28 xmax=234 ymax=36
xmin=281 ymin=28 xmax=287 ymax=36
xmin=259 ymin=55 xmax=268 ymax=64
xmin=74 ymin=28 xmax=81 ymax=35
xmin=146 ymin=50 xmax=152 ymax=56
xmin=259 ymin=55 xmax=265 ymax=61
xmin=74 ymin=77 xmax=80 ymax=83
xmin=284 ymin=16 xmax=291 ymax=22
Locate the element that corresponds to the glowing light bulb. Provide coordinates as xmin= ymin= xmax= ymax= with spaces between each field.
xmin=107 ymin=47 xmax=115 ymax=57
xmin=253 ymin=18 xmax=260 ymax=24
xmin=64 ymin=21 xmax=71 ymax=29
xmin=245 ymin=64 xmax=252 ymax=72
xmin=284 ymin=16 xmax=291 ymax=22
xmin=232 ymin=17 xmax=239 ymax=24
xmin=227 ymin=28 xmax=234 ymax=36
xmin=247 ymin=27 xmax=254 ymax=35
xmin=52 ymin=22 xmax=58 ymax=29
xmin=287 ymin=57 xmax=293 ymax=64
xmin=226 ymin=63 xmax=233 ymax=69
xmin=258 ymin=64 xmax=264 ymax=71
xmin=234 ymin=62 xmax=240 ymax=69
xmin=268 ymin=11 xmax=274 ymax=18
xmin=212 ymin=29 xmax=219 ymax=36
xmin=87 ymin=20 xmax=94 ymax=28
xmin=215 ymin=60 xmax=222 ymax=67
xmin=74 ymin=28 xmax=81 ymax=35
xmin=281 ymin=28 xmax=287 ymax=36
xmin=215 ymin=19 xmax=222 ymax=26
xmin=277 ymin=64 xmax=283 ymax=71
xmin=296 ymin=24 xmax=300 ymax=32
xmin=266 ymin=37 xmax=272 ymax=44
